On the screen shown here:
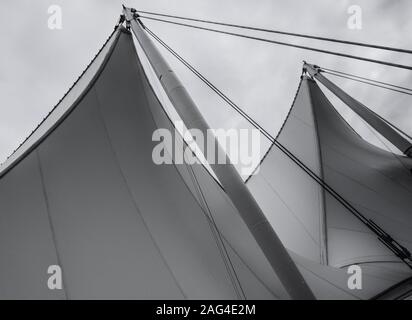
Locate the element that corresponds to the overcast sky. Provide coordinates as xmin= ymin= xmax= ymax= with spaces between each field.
xmin=1 ymin=0 xmax=411 ymax=163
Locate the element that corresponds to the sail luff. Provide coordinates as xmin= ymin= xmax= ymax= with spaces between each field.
xmin=0 ymin=28 xmax=122 ymax=179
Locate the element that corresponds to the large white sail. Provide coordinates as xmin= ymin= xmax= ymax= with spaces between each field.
xmin=247 ymin=75 xmax=412 ymax=297
xmin=1 ymin=16 xmax=410 ymax=299
xmin=0 ymin=27 xmax=284 ymax=299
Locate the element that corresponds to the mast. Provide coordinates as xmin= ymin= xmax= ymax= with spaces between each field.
xmin=123 ymin=6 xmax=315 ymax=299
xmin=304 ymin=62 xmax=412 ymax=157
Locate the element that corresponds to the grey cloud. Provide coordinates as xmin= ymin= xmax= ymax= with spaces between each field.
xmin=0 ymin=0 xmax=411 ymax=162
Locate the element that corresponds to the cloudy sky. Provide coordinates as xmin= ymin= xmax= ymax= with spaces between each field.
xmin=1 ymin=0 xmax=411 ymax=164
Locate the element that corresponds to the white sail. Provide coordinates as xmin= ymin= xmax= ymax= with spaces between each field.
xmin=1 ymin=20 xmax=409 ymax=299
xmin=247 ymin=75 xmax=412 ymax=297
xmin=0 ymin=26 xmax=305 ymax=299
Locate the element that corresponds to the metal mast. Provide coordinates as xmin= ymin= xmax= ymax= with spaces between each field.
xmin=123 ymin=6 xmax=315 ymax=299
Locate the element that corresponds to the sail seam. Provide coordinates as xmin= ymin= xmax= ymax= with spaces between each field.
xmin=36 ymin=150 xmax=69 ymax=300
xmin=130 ymin=37 xmax=244 ymax=299
xmin=307 ymin=80 xmax=329 ymax=265
xmin=186 ymin=163 xmax=247 ymax=299
xmin=130 ymin=28 xmax=279 ymax=299
xmin=93 ymin=84 xmax=187 ymax=299
xmin=259 ymin=174 xmax=320 ymax=247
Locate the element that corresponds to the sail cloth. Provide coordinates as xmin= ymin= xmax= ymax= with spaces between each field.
xmin=0 ymin=26 xmax=298 ymax=300
xmin=247 ymin=75 xmax=412 ymax=296
xmin=0 ymin=24 xmax=406 ymax=299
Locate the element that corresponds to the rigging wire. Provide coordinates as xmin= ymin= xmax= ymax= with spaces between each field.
xmin=186 ymin=163 xmax=247 ymax=299
xmin=137 ymin=10 xmax=412 ymax=55
xmin=317 ymin=67 xmax=412 ymax=166
xmin=143 ymin=25 xmax=412 ymax=269
xmin=319 ymin=67 xmax=412 ymax=93
xmin=356 ymin=113 xmax=412 ymax=177
xmin=321 ymin=71 xmax=412 ymax=96
xmin=315 ymin=66 xmax=412 ymax=140
xmin=139 ymin=15 xmax=412 ymax=71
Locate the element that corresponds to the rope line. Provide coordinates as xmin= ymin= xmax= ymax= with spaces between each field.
xmin=2 ymin=27 xmax=119 ymax=166
xmin=315 ymin=66 xmax=412 ymax=140
xmin=320 ymin=67 xmax=412 ymax=93
xmin=137 ymin=10 xmax=412 ymax=55
xmin=143 ymin=25 xmax=412 ymax=270
xmin=139 ymin=15 xmax=412 ymax=71
xmin=186 ymin=163 xmax=247 ymax=299
xmin=323 ymin=71 xmax=412 ymax=96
